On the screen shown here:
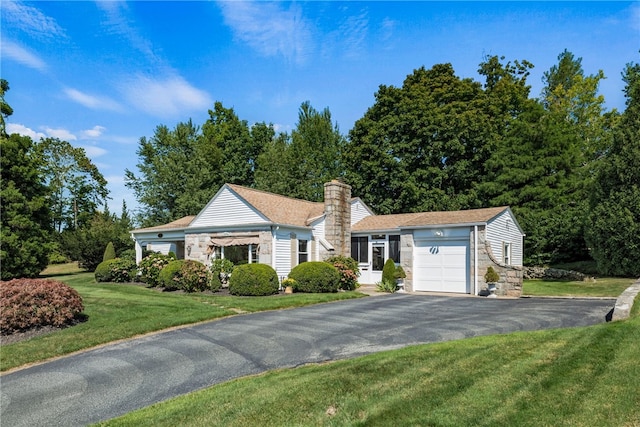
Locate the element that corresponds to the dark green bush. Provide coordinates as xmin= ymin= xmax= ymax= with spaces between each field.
xmin=288 ymin=262 xmax=340 ymax=293
xmin=484 ymin=266 xmax=500 ymax=283
xmin=382 ymin=258 xmax=397 ymax=284
xmin=325 ymin=255 xmax=360 ymax=291
xmin=95 ymin=258 xmax=137 ymax=283
xmin=137 ymin=252 xmax=176 ymax=287
xmin=103 ymin=242 xmax=116 ymax=262
xmin=159 ymin=260 xmax=185 ymax=290
xmin=228 ymin=264 xmax=279 ymax=296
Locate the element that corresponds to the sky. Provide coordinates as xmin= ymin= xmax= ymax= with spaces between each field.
xmin=2 ymin=1 xmax=639 ymax=216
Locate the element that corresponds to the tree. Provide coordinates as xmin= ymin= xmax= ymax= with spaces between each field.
xmin=254 ymin=132 xmax=294 ymax=195
xmin=585 ymin=63 xmax=640 ymax=276
xmin=344 ymin=64 xmax=493 ymax=214
xmin=37 ymin=138 xmax=109 ymax=232
xmin=0 ymin=133 xmax=52 ymax=279
xmin=286 ymin=102 xmax=345 ymax=201
xmin=1 ymin=79 xmax=13 ymax=137
xmin=203 ymin=102 xmax=266 ymax=187
xmin=126 ymin=120 xmax=223 ymax=226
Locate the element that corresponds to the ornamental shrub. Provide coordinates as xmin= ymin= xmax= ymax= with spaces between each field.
xmin=484 ymin=266 xmax=500 ymax=284
xmin=137 ymin=252 xmax=176 ymax=287
xmin=210 ymin=258 xmax=235 ymax=286
xmin=95 ymin=258 xmax=136 ymax=283
xmin=325 ymin=255 xmax=360 ymax=291
xmin=158 ymin=260 xmax=185 ymax=290
xmin=0 ymin=278 xmax=84 ymax=334
xmin=382 ymin=258 xmax=397 ymax=284
xmin=228 ymin=264 xmax=279 ymax=296
xmin=180 ymin=260 xmax=215 ymax=292
xmin=288 ymin=262 xmax=340 ymax=293
xmin=103 ymin=241 xmax=116 ymax=262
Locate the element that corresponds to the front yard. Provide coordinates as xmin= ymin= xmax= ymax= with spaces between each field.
xmin=522 ymin=277 xmax=635 ymax=297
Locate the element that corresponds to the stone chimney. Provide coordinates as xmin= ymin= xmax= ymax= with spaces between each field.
xmin=324 ymin=180 xmax=351 ymax=257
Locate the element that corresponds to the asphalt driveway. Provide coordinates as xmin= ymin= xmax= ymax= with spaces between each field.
xmin=1 ymin=294 xmax=614 ymax=426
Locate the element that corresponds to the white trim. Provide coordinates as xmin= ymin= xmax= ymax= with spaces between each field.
xmin=319 ymin=238 xmax=335 ymax=251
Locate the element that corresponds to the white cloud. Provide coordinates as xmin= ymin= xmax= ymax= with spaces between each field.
xmin=80 ymin=145 xmax=108 ymax=158
xmin=122 ymin=74 xmax=212 ymax=118
xmin=2 ymin=1 xmax=66 ymax=40
xmin=64 ymin=88 xmax=123 ymax=112
xmin=43 ymin=127 xmax=77 ymax=141
xmin=217 ymin=1 xmax=313 ymax=65
xmin=0 ymin=40 xmax=47 ymax=71
xmin=339 ymin=11 xmax=369 ymax=59
xmin=80 ymin=125 xmax=107 ymax=139
xmin=6 ymin=123 xmax=46 ymax=140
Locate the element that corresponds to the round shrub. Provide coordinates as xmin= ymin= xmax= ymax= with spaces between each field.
xmin=137 ymin=252 xmax=176 ymax=287
xmin=288 ymin=262 xmax=340 ymax=293
xmin=95 ymin=258 xmax=136 ymax=283
xmin=228 ymin=264 xmax=279 ymax=296
xmin=0 ymin=278 xmax=84 ymax=334
xmin=158 ymin=260 xmax=185 ymax=290
xmin=325 ymin=255 xmax=360 ymax=291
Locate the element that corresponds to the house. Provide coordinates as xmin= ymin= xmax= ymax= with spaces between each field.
xmin=131 ymin=181 xmax=525 ymax=296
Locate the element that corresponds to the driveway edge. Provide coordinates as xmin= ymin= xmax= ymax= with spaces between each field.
xmin=612 ymin=279 xmax=640 ymax=321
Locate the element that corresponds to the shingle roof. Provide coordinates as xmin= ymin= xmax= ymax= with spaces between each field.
xmin=352 ymin=206 xmax=509 ymax=231
xmin=132 ymin=215 xmax=196 ymax=233
xmin=227 ymin=184 xmax=325 ymax=227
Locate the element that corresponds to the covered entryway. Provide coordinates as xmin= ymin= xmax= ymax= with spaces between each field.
xmin=413 ymin=239 xmax=470 ymax=293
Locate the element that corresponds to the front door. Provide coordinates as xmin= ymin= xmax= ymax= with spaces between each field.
xmin=371 ymin=242 xmax=385 ymax=283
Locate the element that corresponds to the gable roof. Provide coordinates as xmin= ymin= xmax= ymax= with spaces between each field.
xmin=352 ymin=206 xmax=510 ymax=232
xmin=227 ymin=184 xmax=325 ymax=227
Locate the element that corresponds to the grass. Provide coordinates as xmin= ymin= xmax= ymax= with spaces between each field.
xmin=97 ymin=296 xmax=640 ymax=427
xmin=523 ymin=277 xmax=635 ymax=297
xmin=1 ymin=272 xmax=365 ymax=372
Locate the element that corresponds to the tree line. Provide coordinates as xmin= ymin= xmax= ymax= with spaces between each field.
xmin=1 ymin=50 xmax=639 ymax=279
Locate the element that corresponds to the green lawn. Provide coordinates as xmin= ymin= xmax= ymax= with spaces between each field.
xmin=97 ymin=296 xmax=640 ymax=427
xmin=523 ymin=277 xmax=635 ymax=297
xmin=1 ymin=272 xmax=365 ymax=372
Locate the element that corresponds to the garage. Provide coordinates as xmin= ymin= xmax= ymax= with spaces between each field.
xmin=413 ymin=239 xmax=470 ymax=293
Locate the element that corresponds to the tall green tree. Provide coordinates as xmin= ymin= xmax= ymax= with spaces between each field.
xmin=37 ymin=138 xmax=109 ymax=232
xmin=585 ymin=62 xmax=640 ymax=276
xmin=344 ymin=64 xmax=493 ymax=214
xmin=126 ymin=120 xmax=223 ymax=226
xmin=286 ymin=102 xmax=345 ymax=201
xmin=0 ymin=79 xmax=13 ymax=137
xmin=0 ymin=133 xmax=52 ymax=279
xmin=254 ymin=132 xmax=294 ymax=195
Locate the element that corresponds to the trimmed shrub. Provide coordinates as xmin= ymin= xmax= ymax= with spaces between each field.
xmin=137 ymin=252 xmax=176 ymax=287
xmin=229 ymin=264 xmax=279 ymax=296
xmin=288 ymin=262 xmax=340 ymax=293
xmin=158 ymin=260 xmax=185 ymax=290
xmin=485 ymin=266 xmax=500 ymax=284
xmin=95 ymin=258 xmax=137 ymax=283
xmin=394 ymin=265 xmax=406 ymax=279
xmin=0 ymin=278 xmax=84 ymax=334
xmin=382 ymin=258 xmax=397 ymax=284
xmin=103 ymin=242 xmax=116 ymax=262
xmin=325 ymin=255 xmax=360 ymax=291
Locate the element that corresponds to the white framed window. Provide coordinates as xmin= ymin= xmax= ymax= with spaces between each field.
xmin=503 ymin=242 xmax=511 ymax=265
xmin=298 ymin=240 xmax=308 ymax=264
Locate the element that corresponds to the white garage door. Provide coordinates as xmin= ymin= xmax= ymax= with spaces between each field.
xmin=413 ymin=239 xmax=470 ymax=293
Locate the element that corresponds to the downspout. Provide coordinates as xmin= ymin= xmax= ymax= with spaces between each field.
xmin=474 ymin=225 xmax=478 ymax=295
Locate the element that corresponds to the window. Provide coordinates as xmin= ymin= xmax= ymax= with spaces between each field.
xmin=351 ymin=236 xmax=368 ymax=263
xmin=222 ymin=244 xmax=259 ymax=265
xmin=298 ymin=240 xmax=308 ymax=264
xmin=503 ymin=242 xmax=511 ymax=265
xmin=389 ymin=235 xmax=400 ymax=263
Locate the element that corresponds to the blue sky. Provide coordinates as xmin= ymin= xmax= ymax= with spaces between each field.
xmin=2 ymin=1 xmax=639 ymax=214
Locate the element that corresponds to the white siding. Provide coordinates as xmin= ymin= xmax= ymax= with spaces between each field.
xmin=274 ymin=230 xmax=292 ymax=279
xmin=486 ymin=210 xmax=524 ymax=266
xmin=190 ymin=187 xmax=268 ymax=228
xmin=351 ymin=199 xmax=373 ymax=225
xmin=311 ymin=217 xmax=325 ymax=241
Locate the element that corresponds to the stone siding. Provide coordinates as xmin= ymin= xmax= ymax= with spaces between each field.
xmin=324 ymin=180 xmax=351 ymax=257
xmin=478 ymin=236 xmax=523 ymax=297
